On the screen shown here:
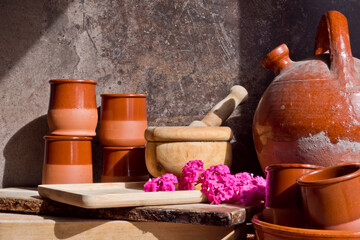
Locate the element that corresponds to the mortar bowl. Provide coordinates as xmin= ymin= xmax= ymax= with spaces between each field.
xmin=144 ymin=126 xmax=233 ymax=178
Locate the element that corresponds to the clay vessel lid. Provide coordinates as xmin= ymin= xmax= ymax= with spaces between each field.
xmin=44 ymin=135 xmax=93 ymax=141
xmin=252 ymin=214 xmax=360 ymax=238
xmin=101 ymin=93 xmax=147 ymax=98
xmin=145 ymin=126 xmax=232 ymax=142
xmin=49 ymin=79 xmax=97 ymax=84
xmin=297 ymin=163 xmax=360 ymax=186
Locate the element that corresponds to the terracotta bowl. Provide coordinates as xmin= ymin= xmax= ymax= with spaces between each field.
xmin=101 ymin=146 xmax=149 ymax=182
xmin=297 ymin=163 xmax=360 ymax=230
xmin=252 ymin=214 xmax=360 ymax=240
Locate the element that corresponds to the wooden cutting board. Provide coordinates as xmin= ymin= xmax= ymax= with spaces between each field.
xmin=38 ymin=182 xmax=208 ymax=209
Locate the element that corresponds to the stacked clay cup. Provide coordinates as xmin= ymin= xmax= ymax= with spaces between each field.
xmin=43 ymin=79 xmax=98 ymax=184
xmin=99 ymin=94 xmax=149 ymax=182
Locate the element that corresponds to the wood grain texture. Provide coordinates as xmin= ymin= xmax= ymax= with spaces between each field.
xmin=0 ymin=212 xmax=247 ymax=240
xmin=145 ymin=141 xmax=232 ymax=177
xmin=190 ymin=85 xmax=249 ymax=127
xmin=0 ymin=188 xmax=262 ymax=226
xmin=145 ymin=126 xmax=232 ymax=142
xmin=37 ymin=182 xmax=207 ymax=208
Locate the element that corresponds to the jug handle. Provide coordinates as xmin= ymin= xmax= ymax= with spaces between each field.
xmin=314 ymin=11 xmax=354 ymax=78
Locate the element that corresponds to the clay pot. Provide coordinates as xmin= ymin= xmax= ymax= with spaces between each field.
xmin=297 ymin=163 xmax=360 ymax=230
xmin=42 ymin=135 xmax=93 ymax=184
xmin=253 ymin=11 xmax=360 ymax=171
xmin=263 ymin=164 xmax=322 ymax=228
xmin=145 ymin=126 xmax=232 ymax=178
xmin=101 ymin=146 xmax=149 ymax=182
xmin=99 ymin=94 xmax=147 ymax=147
xmin=252 ymin=214 xmax=360 ymax=240
xmin=47 ymin=79 xmax=98 ymax=136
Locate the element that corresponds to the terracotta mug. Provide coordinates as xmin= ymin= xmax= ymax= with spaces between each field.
xmin=47 ymin=79 xmax=98 ymax=136
xmin=262 ymin=163 xmax=322 ymax=228
xmin=297 ymin=163 xmax=360 ymax=230
xmin=99 ymin=94 xmax=147 ymax=146
xmin=42 ymin=135 xmax=93 ymax=184
xmin=101 ymin=146 xmax=149 ymax=182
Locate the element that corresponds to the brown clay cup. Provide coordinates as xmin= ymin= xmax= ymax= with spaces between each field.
xmin=297 ymin=163 xmax=360 ymax=230
xmin=47 ymin=79 xmax=98 ymax=136
xmin=42 ymin=135 xmax=93 ymax=184
xmin=99 ymin=94 xmax=147 ymax=147
xmin=101 ymin=146 xmax=149 ymax=182
xmin=263 ymin=164 xmax=322 ymax=228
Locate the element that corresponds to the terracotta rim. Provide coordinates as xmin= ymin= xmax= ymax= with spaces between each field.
xmin=101 ymin=93 xmax=148 ymax=98
xmin=103 ymin=146 xmax=145 ymax=150
xmin=49 ymin=79 xmax=97 ymax=84
xmin=252 ymin=214 xmax=360 ymax=237
xmin=265 ymin=163 xmax=323 ymax=172
xmin=44 ymin=135 xmax=93 ymax=141
xmin=297 ymin=163 xmax=360 ymax=186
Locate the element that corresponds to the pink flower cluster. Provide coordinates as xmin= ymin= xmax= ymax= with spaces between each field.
xmin=178 ymin=160 xmax=204 ymax=190
xmin=144 ymin=173 xmax=178 ymax=192
xmin=144 ymin=160 xmax=266 ymax=206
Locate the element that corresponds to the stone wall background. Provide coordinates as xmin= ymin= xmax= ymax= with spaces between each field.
xmin=1 ymin=0 xmax=360 ymax=187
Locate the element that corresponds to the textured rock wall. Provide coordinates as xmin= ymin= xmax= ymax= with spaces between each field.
xmin=1 ymin=0 xmax=360 ymax=187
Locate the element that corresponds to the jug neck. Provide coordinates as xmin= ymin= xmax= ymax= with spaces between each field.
xmin=262 ymin=44 xmax=292 ymax=75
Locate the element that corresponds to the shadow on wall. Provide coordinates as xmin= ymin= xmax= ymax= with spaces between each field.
xmin=3 ymin=115 xmax=48 ymax=187
xmin=2 ymin=110 xmax=103 ymax=187
xmin=0 ymin=1 xmax=71 ymax=187
xmin=0 ymin=0 xmax=70 ymax=81
xmin=0 ymin=0 xmax=70 ymax=80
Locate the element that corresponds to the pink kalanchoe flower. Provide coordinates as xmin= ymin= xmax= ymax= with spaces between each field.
xmin=199 ymin=165 xmax=235 ymax=204
xmin=158 ymin=173 xmax=178 ymax=191
xmin=231 ymin=174 xmax=266 ymax=206
xmin=178 ymin=160 xmax=204 ymax=190
xmin=144 ymin=178 xmax=160 ymax=192
xmin=144 ymin=173 xmax=178 ymax=192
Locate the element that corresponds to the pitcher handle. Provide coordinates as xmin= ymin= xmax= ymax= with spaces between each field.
xmin=314 ymin=11 xmax=354 ymax=78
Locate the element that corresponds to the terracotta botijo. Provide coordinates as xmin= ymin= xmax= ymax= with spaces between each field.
xmin=262 ymin=164 xmax=322 ymax=228
xmin=99 ymin=94 xmax=148 ymax=147
xmin=101 ymin=146 xmax=149 ymax=182
xmin=42 ymin=135 xmax=93 ymax=184
xmin=47 ymin=79 xmax=98 ymax=136
xmin=253 ymin=11 xmax=360 ymax=171
xmin=297 ymin=163 xmax=360 ymax=230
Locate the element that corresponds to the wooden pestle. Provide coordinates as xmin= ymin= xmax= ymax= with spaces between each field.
xmin=189 ymin=85 xmax=248 ymax=127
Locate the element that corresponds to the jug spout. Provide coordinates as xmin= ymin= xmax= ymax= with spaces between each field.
xmin=262 ymin=44 xmax=293 ymax=75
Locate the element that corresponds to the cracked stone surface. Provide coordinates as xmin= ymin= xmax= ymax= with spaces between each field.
xmin=1 ymin=0 xmax=360 ymax=187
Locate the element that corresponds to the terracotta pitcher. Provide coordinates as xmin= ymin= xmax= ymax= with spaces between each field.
xmin=253 ymin=11 xmax=360 ymax=171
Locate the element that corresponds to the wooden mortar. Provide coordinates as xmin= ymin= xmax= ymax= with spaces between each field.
xmin=145 ymin=85 xmax=248 ymax=178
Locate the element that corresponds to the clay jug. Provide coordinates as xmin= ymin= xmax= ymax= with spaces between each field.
xmin=253 ymin=11 xmax=360 ymax=171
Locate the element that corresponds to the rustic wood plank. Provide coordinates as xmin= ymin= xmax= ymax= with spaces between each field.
xmin=37 ymin=182 xmax=207 ymax=208
xmin=0 ymin=212 xmax=247 ymax=240
xmin=0 ymin=188 xmax=262 ymax=226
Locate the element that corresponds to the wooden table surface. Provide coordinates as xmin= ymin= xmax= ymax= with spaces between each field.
xmin=0 ymin=187 xmax=259 ymax=239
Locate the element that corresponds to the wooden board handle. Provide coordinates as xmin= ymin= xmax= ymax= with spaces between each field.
xmin=189 ymin=85 xmax=248 ymax=127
